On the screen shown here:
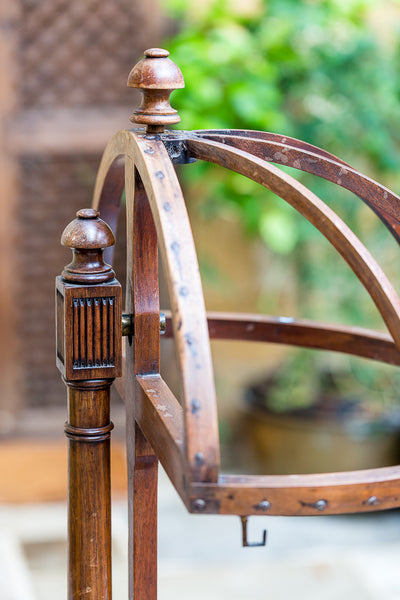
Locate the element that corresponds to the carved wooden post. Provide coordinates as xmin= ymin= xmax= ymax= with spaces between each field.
xmin=127 ymin=47 xmax=184 ymax=134
xmin=56 ymin=208 xmax=122 ymax=600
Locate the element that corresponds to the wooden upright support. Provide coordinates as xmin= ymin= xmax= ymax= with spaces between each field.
xmin=56 ymin=208 xmax=122 ymax=600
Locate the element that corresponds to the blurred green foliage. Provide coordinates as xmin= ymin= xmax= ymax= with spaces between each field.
xmin=161 ymin=1 xmax=400 ymax=412
xmin=163 ymin=0 xmax=400 ymax=329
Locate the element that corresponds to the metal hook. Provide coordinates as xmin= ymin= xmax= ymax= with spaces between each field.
xmin=240 ymin=516 xmax=267 ymax=547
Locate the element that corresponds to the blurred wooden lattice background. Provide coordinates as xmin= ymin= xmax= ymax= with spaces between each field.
xmin=0 ymin=0 xmax=167 ymax=436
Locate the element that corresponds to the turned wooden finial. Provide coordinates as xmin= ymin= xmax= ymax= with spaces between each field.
xmin=127 ymin=48 xmax=185 ymax=133
xmin=61 ymin=208 xmax=115 ymax=284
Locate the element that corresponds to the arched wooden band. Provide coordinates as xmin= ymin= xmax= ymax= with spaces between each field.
xmin=64 ymin=422 xmax=114 ymax=442
xmin=194 ymin=129 xmax=352 ymax=168
xmin=95 ymin=155 xmax=125 ymax=266
xmin=194 ymin=130 xmax=400 ymax=243
xmin=186 ymin=137 xmax=400 ymax=350
xmin=92 ymin=130 xmax=220 ymax=483
xmin=162 ymin=312 xmax=400 ymax=366
xmin=92 ymin=130 xmax=400 ymax=247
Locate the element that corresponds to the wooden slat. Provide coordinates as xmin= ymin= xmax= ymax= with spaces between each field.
xmin=195 ymin=129 xmax=352 ymax=167
xmin=190 ymin=467 xmax=400 ymax=516
xmin=162 ymin=311 xmax=400 ymax=366
xmin=136 ymin=374 xmax=186 ymax=502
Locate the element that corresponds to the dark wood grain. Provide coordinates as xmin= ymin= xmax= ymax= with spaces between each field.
xmin=133 ymin=424 xmax=158 ymax=600
xmin=66 ymin=380 xmax=112 ymax=600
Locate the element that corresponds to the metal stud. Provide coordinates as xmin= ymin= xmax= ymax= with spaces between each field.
xmin=314 ymin=499 xmax=327 ymax=511
xmin=192 ymin=499 xmax=206 ymax=512
xmin=366 ymin=495 xmax=379 ymax=506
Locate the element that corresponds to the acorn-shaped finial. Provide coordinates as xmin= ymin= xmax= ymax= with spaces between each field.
xmin=127 ymin=48 xmax=185 ymax=133
xmin=61 ymin=209 xmax=115 ymax=284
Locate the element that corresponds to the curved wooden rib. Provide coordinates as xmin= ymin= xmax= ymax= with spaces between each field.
xmin=162 ymin=311 xmax=400 ymax=366
xmin=194 ymin=130 xmax=400 ymax=243
xmin=92 ymin=130 xmax=220 ymax=483
xmin=194 ymin=129 xmax=352 ymax=168
xmin=186 ymin=137 xmax=400 ymax=351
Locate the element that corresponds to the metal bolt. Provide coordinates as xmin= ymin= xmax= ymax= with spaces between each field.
xmin=367 ymin=495 xmax=379 ymax=506
xmin=122 ymin=313 xmax=134 ymax=337
xmin=160 ymin=312 xmax=166 ymax=335
xmin=314 ymin=499 xmax=327 ymax=511
xmin=121 ymin=312 xmax=167 ymax=336
xmin=192 ymin=499 xmax=206 ymax=512
xmin=257 ymin=500 xmax=271 ymax=511
xmin=194 ymin=452 xmax=204 ymax=466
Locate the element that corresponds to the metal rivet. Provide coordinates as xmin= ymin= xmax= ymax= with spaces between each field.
xmin=314 ymin=499 xmax=327 ymax=511
xmin=192 ymin=499 xmax=206 ymax=512
xmin=159 ymin=312 xmax=166 ymax=335
xmin=257 ymin=500 xmax=271 ymax=510
xmin=194 ymin=452 xmax=204 ymax=466
xmin=367 ymin=495 xmax=379 ymax=506
xmin=191 ymin=399 xmax=201 ymax=414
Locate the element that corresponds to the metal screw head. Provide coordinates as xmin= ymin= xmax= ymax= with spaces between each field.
xmin=122 ymin=314 xmax=134 ymax=337
xmin=192 ymin=499 xmax=206 ymax=512
xmin=194 ymin=452 xmax=204 ymax=467
xmin=367 ymin=495 xmax=379 ymax=506
xmin=314 ymin=499 xmax=327 ymax=511
xmin=160 ymin=312 xmax=166 ymax=335
xmin=257 ymin=500 xmax=271 ymax=511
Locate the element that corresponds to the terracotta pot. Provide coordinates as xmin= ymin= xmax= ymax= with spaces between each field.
xmin=241 ymin=402 xmax=400 ymax=475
